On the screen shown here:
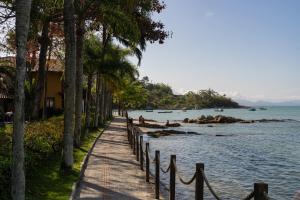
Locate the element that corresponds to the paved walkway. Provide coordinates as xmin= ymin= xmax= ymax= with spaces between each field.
xmin=73 ymin=117 xmax=161 ymax=200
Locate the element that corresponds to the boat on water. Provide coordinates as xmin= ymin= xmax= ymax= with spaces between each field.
xmin=145 ymin=110 xmax=153 ymax=112
xmin=249 ymin=108 xmax=256 ymax=111
xmin=215 ymin=108 xmax=224 ymax=112
xmin=259 ymin=107 xmax=267 ymax=110
xmin=158 ymin=111 xmax=173 ymax=114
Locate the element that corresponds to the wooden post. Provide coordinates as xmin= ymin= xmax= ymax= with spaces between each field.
xmin=136 ymin=131 xmax=139 ymax=161
xmin=127 ymin=119 xmax=130 ymax=142
xmin=129 ymin=124 xmax=131 ymax=145
xmin=254 ymin=182 xmax=268 ymax=200
xmin=146 ymin=142 xmax=150 ymax=182
xmin=133 ymin=128 xmax=136 ymax=155
xmin=129 ymin=120 xmax=133 ymax=147
xmin=155 ymin=150 xmax=160 ymax=199
xmin=140 ymin=136 xmax=143 ymax=170
xmin=130 ymin=126 xmax=133 ymax=148
xmin=195 ymin=163 xmax=204 ymax=200
xmin=170 ymin=155 xmax=176 ymax=200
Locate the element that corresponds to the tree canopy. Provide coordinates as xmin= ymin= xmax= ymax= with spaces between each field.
xmin=129 ymin=76 xmax=241 ymax=109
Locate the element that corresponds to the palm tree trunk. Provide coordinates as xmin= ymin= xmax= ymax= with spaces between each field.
xmin=84 ymin=73 xmax=93 ymax=135
xmin=106 ymin=89 xmax=110 ymax=119
xmin=98 ymin=77 xmax=103 ymax=125
xmin=106 ymin=91 xmax=110 ymax=119
xmin=109 ymin=92 xmax=113 ymax=118
xmin=94 ymin=73 xmax=101 ymax=127
xmin=62 ymin=0 xmax=76 ymax=170
xmin=100 ymin=79 xmax=106 ymax=124
xmin=12 ymin=0 xmax=32 ymax=199
xmin=103 ymin=83 xmax=108 ymax=121
xmin=74 ymin=19 xmax=85 ymax=147
xmin=32 ymin=20 xmax=50 ymax=119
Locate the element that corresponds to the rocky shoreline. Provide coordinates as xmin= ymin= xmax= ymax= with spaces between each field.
xmin=146 ymin=130 xmax=200 ymax=138
xmin=134 ymin=115 xmax=288 ymax=138
xmin=183 ymin=115 xmax=285 ymax=124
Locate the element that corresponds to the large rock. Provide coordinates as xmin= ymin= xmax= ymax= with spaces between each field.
xmin=135 ymin=123 xmax=166 ymax=129
xmin=198 ymin=115 xmax=206 ymax=120
xmin=183 ymin=118 xmax=189 ymax=123
xmin=147 ymin=130 xmax=186 ymax=137
xmin=183 ymin=115 xmax=285 ymax=125
xmin=240 ymin=120 xmax=255 ymax=124
xmin=206 ymin=115 xmax=214 ymax=120
xmin=214 ymin=115 xmax=242 ymax=123
xmin=166 ymin=122 xmax=181 ymax=127
xmin=188 ymin=119 xmax=197 ymax=123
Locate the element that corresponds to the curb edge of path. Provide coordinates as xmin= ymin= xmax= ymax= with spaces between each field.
xmin=69 ymin=120 xmax=112 ymax=200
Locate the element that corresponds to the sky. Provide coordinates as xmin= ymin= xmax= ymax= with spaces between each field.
xmin=134 ymin=0 xmax=300 ymax=102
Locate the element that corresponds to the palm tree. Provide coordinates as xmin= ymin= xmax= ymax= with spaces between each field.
xmin=61 ymin=0 xmax=76 ymax=171
xmin=73 ymin=0 xmax=140 ymax=145
xmin=12 ymin=1 xmax=32 ymax=199
xmin=83 ymin=35 xmax=140 ymax=129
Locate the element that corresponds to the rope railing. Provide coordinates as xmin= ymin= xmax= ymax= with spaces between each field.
xmin=160 ymin=164 xmax=170 ymax=174
xmin=125 ymin=117 xmax=270 ymax=200
xmin=200 ymin=168 xmax=222 ymax=200
xmin=172 ymin=160 xmax=197 ymax=185
xmin=242 ymin=191 xmax=255 ymax=200
xmin=177 ymin=171 xmax=196 ymax=185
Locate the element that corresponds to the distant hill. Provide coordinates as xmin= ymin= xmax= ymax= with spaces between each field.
xmin=138 ymin=77 xmax=241 ymax=109
xmin=235 ymin=99 xmax=300 ymax=107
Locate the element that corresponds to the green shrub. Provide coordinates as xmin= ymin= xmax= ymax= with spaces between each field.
xmin=0 ymin=116 xmax=64 ymax=200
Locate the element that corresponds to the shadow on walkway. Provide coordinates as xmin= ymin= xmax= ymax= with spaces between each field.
xmin=72 ymin=117 xmax=159 ymax=200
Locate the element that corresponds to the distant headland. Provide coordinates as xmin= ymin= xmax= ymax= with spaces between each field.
xmin=126 ymin=76 xmax=243 ymax=110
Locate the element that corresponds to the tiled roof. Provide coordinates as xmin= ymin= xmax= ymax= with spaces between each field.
xmin=0 ymin=56 xmax=64 ymax=72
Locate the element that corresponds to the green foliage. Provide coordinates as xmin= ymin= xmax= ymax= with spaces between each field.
xmin=25 ymin=128 xmax=104 ymax=200
xmin=24 ymin=117 xmax=64 ymax=156
xmin=0 ymin=117 xmax=64 ymax=199
xmin=0 ymin=116 xmax=105 ymax=200
xmin=0 ymin=125 xmax=12 ymax=200
xmin=182 ymin=89 xmax=240 ymax=109
xmin=116 ymin=79 xmax=149 ymax=109
xmin=129 ymin=77 xmax=241 ymax=109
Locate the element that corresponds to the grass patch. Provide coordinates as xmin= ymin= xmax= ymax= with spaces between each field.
xmin=26 ymin=128 xmax=105 ymax=200
xmin=0 ymin=116 xmax=108 ymax=200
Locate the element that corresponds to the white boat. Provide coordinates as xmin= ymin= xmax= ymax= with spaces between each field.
xmin=215 ymin=108 xmax=223 ymax=112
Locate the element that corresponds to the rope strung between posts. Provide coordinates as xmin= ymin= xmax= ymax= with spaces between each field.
xmin=173 ymin=161 xmax=196 ymax=185
xmin=142 ymin=143 xmax=156 ymax=162
xmin=160 ymin=164 xmax=171 ymax=174
xmin=242 ymin=191 xmax=254 ymax=200
xmin=200 ymin=168 xmax=222 ymax=200
xmin=148 ymin=149 xmax=156 ymax=162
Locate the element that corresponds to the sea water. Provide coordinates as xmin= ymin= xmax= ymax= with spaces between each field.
xmin=128 ymin=107 xmax=300 ymax=199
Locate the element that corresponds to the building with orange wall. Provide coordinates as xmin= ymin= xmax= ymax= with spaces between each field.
xmin=0 ymin=56 xmax=64 ymax=114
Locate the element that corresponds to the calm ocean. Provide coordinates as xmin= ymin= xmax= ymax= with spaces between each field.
xmin=129 ymin=107 xmax=300 ymax=200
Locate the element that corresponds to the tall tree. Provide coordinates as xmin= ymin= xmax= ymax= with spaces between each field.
xmin=12 ymin=0 xmax=32 ymax=199
xmin=73 ymin=0 xmax=86 ymax=147
xmin=30 ymin=0 xmax=63 ymax=119
xmin=62 ymin=0 xmax=76 ymax=170
xmin=31 ymin=19 xmax=50 ymax=119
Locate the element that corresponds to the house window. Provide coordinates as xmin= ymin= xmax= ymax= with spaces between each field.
xmin=46 ymin=97 xmax=55 ymax=109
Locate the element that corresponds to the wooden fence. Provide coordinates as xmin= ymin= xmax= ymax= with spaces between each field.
xmin=126 ymin=117 xmax=270 ymax=200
